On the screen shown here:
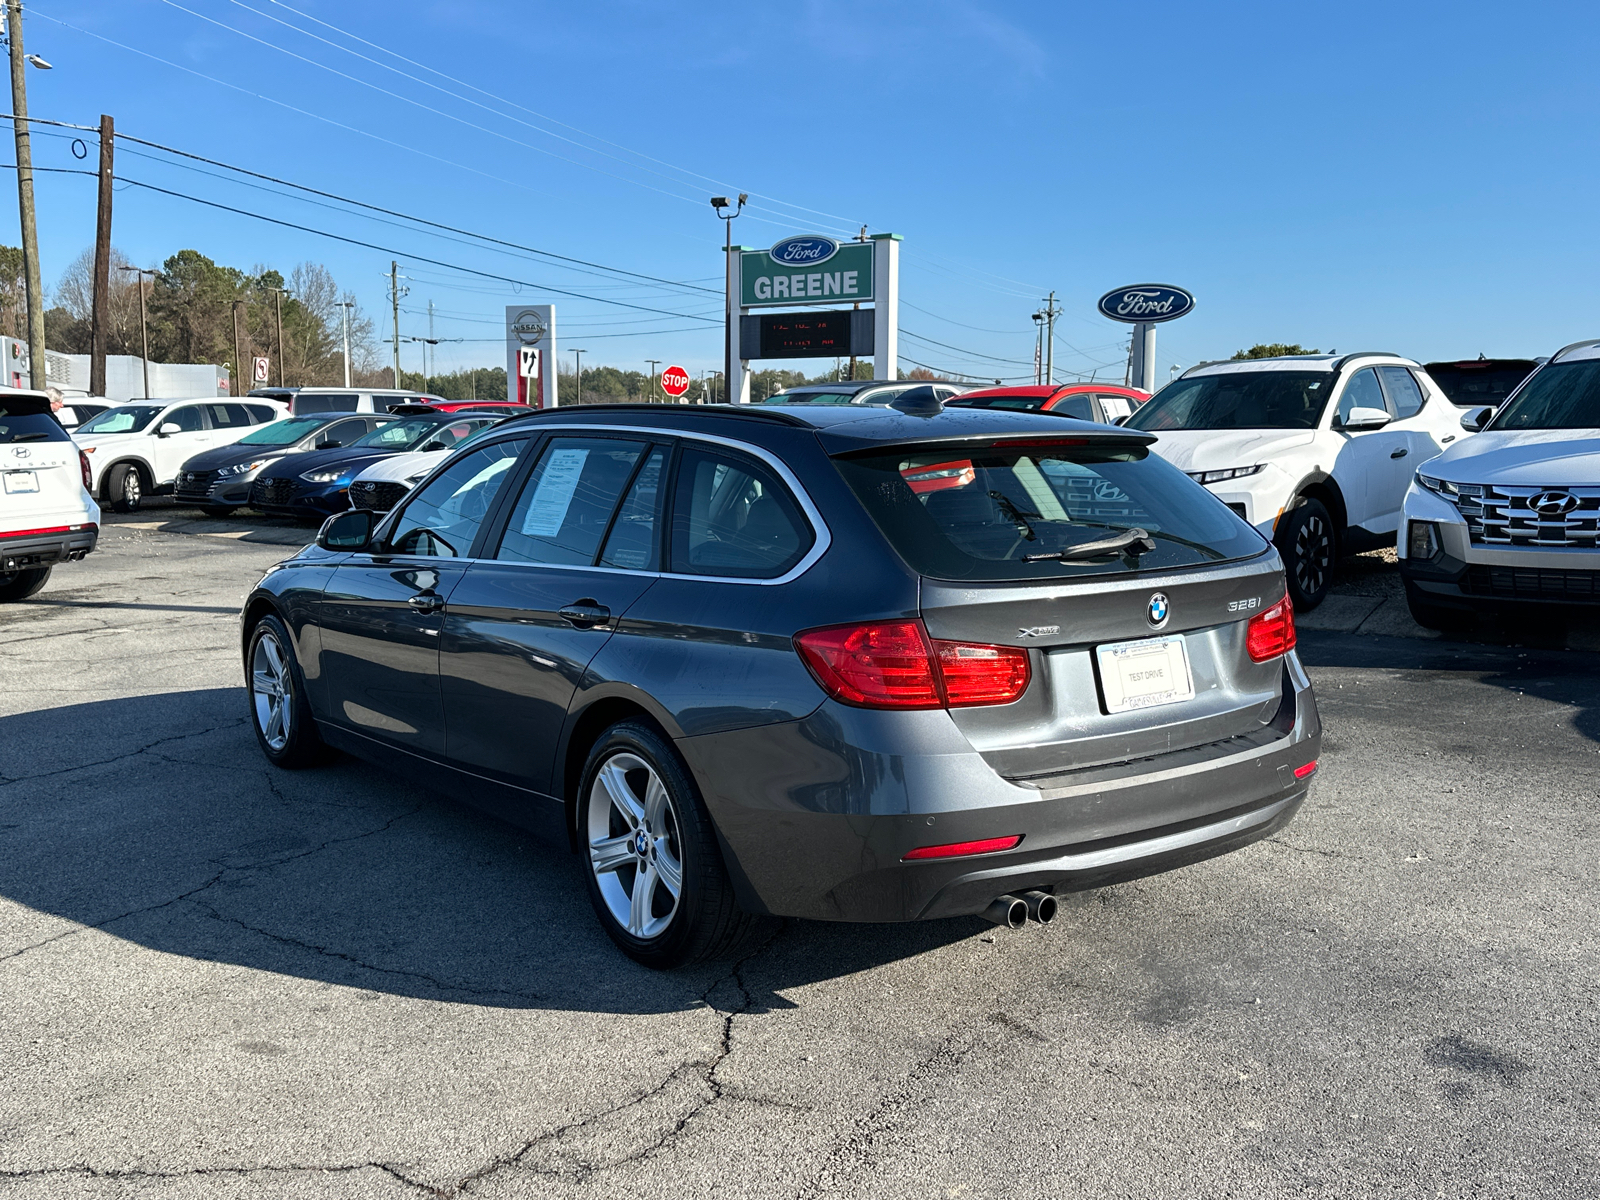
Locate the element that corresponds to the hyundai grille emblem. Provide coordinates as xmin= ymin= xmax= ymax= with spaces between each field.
xmin=1147 ymin=592 xmax=1170 ymax=629
xmin=1532 ymin=490 xmax=1579 ymax=517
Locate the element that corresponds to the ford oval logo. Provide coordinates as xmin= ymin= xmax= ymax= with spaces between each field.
xmin=1097 ymin=284 xmax=1195 ymax=325
xmin=769 ymin=235 xmax=839 ymax=267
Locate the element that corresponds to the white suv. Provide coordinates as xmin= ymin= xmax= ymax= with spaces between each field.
xmin=1400 ymin=339 xmax=1600 ymax=627
xmin=74 ymin=398 xmax=285 ymax=512
xmin=1126 ymin=353 xmax=1466 ymax=609
xmin=1 ymin=391 xmax=99 ymax=601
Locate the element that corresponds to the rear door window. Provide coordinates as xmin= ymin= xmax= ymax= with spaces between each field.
xmin=833 ymin=439 xmax=1265 ymax=582
xmin=497 ymin=437 xmax=651 ymax=566
xmin=207 ymin=403 xmax=254 ymax=431
xmin=668 ymin=447 xmax=813 ymax=578
xmin=1378 ymin=367 xmax=1426 ymax=419
xmin=243 ymin=403 xmax=279 ymax=423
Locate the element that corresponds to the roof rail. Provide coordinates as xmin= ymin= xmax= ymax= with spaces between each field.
xmin=1329 ymin=351 xmax=1402 ymax=372
xmin=513 ymin=402 xmax=814 ymax=427
xmin=1548 ymin=338 xmax=1600 ymax=364
xmin=1178 ymin=360 xmax=1230 ymax=378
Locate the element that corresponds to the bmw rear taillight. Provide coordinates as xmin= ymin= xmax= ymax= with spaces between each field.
xmin=79 ymin=450 xmax=92 ymax=492
xmin=794 ymin=620 xmax=1031 ymax=709
xmin=1246 ymin=596 xmax=1296 ymax=662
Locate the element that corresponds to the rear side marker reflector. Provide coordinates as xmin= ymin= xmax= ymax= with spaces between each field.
xmin=1 ymin=526 xmax=71 ymax=539
xmin=903 ymin=835 xmax=1023 ymax=861
xmin=1293 ymin=760 xmax=1318 ymax=779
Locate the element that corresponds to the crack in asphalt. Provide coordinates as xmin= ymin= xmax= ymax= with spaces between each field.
xmin=1264 ymin=836 xmax=1359 ymax=860
xmin=0 ymin=1159 xmax=434 ymax=1194
xmin=0 ymin=718 xmax=249 ymax=790
xmin=441 ymin=925 xmax=791 ymax=1195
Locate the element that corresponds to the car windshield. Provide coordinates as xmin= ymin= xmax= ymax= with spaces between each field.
xmin=1127 ymin=371 xmax=1331 ymax=430
xmin=351 ymin=417 xmax=442 ymax=449
xmin=1425 ymin=362 xmax=1535 ymax=406
xmin=1489 ymin=359 xmax=1600 ymax=430
xmin=833 ymin=439 xmax=1266 ymax=582
xmin=948 ymin=396 xmax=1047 ymax=411
xmin=77 ymin=404 xmax=164 ymax=434
xmin=236 ymin=417 xmax=325 ymax=446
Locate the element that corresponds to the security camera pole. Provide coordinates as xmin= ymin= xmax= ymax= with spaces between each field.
xmin=6 ymin=0 xmax=47 ymax=388
xmin=711 ymin=194 xmax=746 ymax=403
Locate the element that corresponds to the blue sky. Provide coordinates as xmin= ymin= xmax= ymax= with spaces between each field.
xmin=11 ymin=0 xmax=1600 ymax=382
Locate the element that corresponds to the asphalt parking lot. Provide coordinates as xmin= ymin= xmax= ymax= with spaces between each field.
xmin=2 ymin=506 xmax=1597 ymax=1198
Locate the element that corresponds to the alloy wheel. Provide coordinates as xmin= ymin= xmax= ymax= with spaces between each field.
xmin=124 ymin=471 xmax=141 ymax=505
xmin=251 ymin=630 xmax=292 ymax=752
xmin=1293 ymin=513 xmax=1331 ymax=595
xmin=586 ymin=751 xmax=684 ymax=940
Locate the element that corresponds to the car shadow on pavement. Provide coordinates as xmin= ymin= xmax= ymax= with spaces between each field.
xmin=0 ymin=689 xmax=980 ymax=1014
xmin=1296 ymin=629 xmax=1600 ymax=747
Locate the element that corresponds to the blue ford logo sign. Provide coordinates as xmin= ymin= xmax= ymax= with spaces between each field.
xmin=1097 ymin=284 xmax=1195 ymax=324
xmin=769 ymin=235 xmax=839 ymax=267
xmin=1147 ymin=592 xmax=1170 ymax=628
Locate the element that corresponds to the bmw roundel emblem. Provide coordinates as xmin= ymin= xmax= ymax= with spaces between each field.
xmin=1147 ymin=592 xmax=1170 ymax=629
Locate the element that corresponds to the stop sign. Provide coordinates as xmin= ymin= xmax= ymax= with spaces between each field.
xmin=660 ymin=364 xmax=691 ymax=398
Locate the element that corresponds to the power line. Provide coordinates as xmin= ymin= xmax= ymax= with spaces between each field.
xmin=900 ymin=328 xmax=1035 ymax=368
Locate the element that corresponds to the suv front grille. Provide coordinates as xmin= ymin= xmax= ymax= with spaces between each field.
xmin=350 ymin=480 xmax=409 ymax=512
xmin=251 ymin=478 xmax=297 ymax=507
xmin=1463 ymin=565 xmax=1600 ymax=601
xmin=1452 ymin=484 xmax=1600 ymax=547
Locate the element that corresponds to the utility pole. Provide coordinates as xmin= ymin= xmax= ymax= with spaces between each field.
xmin=646 ymin=358 xmax=660 ymax=403
xmin=572 ymin=348 xmax=583 ymax=405
xmin=427 ymin=299 xmax=435 ymax=385
xmin=337 ymin=300 xmax=353 ymax=387
xmin=117 ymin=266 xmax=154 ymax=399
xmin=231 ymin=299 xmax=246 ymax=401
xmin=6 ymin=0 xmax=46 ymax=388
xmin=267 ymin=285 xmax=290 ymax=386
xmin=388 ymin=261 xmax=404 ymax=388
xmin=89 ymin=113 xmax=114 ymax=397
xmin=1040 ymin=291 xmax=1061 ymax=386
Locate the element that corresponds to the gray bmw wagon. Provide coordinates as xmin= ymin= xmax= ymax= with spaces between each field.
xmin=242 ymin=401 xmax=1320 ymax=967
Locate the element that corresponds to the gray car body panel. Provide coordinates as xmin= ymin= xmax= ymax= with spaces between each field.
xmin=240 ymin=405 xmax=1320 ymax=924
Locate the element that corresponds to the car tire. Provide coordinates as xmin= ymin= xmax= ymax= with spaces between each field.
xmin=246 ymin=613 xmax=333 ymax=769
xmin=108 ymin=463 xmax=143 ymax=513
xmin=578 ymin=720 xmax=759 ymax=969
xmin=201 ymin=505 xmax=236 ymax=517
xmin=1276 ymin=497 xmax=1335 ymax=611
xmin=1403 ymin=578 xmax=1471 ymax=631
xmin=0 ymin=564 xmax=51 ymax=601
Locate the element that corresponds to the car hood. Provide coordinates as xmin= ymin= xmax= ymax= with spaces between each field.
xmin=1424 ymin=429 xmax=1600 ymax=485
xmin=180 ymin=443 xmax=295 ymax=471
xmin=255 ymin=445 xmax=396 ymax=480
xmin=1142 ymin=428 xmax=1317 ymax=471
xmin=352 ymin=448 xmax=445 ymax=483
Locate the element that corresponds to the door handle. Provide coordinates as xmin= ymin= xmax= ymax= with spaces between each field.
xmin=408 ymin=592 xmax=445 ymax=614
xmin=1390 ymin=447 xmax=1409 ymax=459
xmin=558 ymin=600 xmax=611 ymax=629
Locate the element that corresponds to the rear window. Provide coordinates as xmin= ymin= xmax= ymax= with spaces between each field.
xmin=1425 ymin=362 xmax=1536 ymax=406
xmin=0 ymin=407 xmax=70 ymax=444
xmin=834 ymin=440 xmax=1266 ymax=582
xmin=949 ymin=396 xmax=1047 ymax=411
xmin=292 ymin=394 xmax=359 ymax=415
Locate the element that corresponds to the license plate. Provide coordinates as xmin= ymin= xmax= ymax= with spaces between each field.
xmin=3 ymin=471 xmax=38 ymax=494
xmin=1095 ymin=634 xmax=1194 ymax=714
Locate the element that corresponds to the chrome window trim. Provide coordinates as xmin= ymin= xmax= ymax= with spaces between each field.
xmin=371 ymin=422 xmax=833 ymax=585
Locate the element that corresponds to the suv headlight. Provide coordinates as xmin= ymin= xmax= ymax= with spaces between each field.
xmin=216 ymin=460 xmax=267 ymax=478
xmin=299 ymin=467 xmax=351 ymax=484
xmin=1186 ymin=464 xmax=1266 ymax=485
xmin=1416 ymin=472 xmax=1459 ymax=496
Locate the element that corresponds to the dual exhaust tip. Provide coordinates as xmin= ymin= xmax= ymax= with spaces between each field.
xmin=982 ymin=890 xmax=1056 ymax=929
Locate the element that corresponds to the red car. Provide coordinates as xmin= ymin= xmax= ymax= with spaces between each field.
xmin=946 ymin=383 xmax=1150 ymax=423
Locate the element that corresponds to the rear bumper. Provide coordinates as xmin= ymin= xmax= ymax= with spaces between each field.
xmin=677 ymin=652 xmax=1320 ymax=922
xmin=1 ymin=522 xmax=99 ymax=570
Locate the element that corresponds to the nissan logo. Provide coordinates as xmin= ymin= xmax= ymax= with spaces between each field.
xmin=511 ymin=309 xmax=547 ymax=345
xmin=1531 ymin=491 xmax=1579 ymax=517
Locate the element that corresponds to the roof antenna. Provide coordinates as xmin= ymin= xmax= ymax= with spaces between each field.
xmin=889 ymin=389 xmax=945 ymax=418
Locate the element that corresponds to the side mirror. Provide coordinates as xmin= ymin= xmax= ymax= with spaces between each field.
xmin=1111 ymin=414 xmax=1130 ymax=426
xmin=1460 ymin=405 xmax=1494 ymax=432
xmin=157 ymin=421 xmax=181 ymax=437
xmin=317 ymin=508 xmax=376 ymax=552
xmin=1341 ymin=406 xmax=1392 ymax=431
xmin=420 ymin=439 xmax=447 ymax=452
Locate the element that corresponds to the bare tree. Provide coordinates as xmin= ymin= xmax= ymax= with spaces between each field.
xmin=50 ymin=246 xmax=145 ymax=355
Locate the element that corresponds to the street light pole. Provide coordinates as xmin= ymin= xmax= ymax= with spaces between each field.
xmin=572 ymin=348 xmax=583 ymax=406
xmin=267 ymin=286 xmax=290 ymax=387
xmin=117 ymin=266 xmax=155 ymax=400
xmin=645 ymin=358 xmax=661 ymax=404
xmin=710 ymin=194 xmax=746 ymax=405
xmin=337 ymin=300 xmax=354 ymax=387
xmin=6 ymin=0 xmax=48 ymax=388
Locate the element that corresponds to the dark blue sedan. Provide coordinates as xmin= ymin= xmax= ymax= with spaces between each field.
xmin=248 ymin=412 xmax=503 ymax=518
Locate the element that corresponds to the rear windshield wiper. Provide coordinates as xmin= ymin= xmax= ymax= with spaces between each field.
xmin=1022 ymin=527 xmax=1156 ymax=562
xmin=989 ymin=490 xmax=1040 ymax=541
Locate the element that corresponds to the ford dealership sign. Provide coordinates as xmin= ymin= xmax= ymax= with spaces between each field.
xmin=1097 ymin=284 xmax=1195 ymax=324
xmin=769 ymin=235 xmax=839 ymax=268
